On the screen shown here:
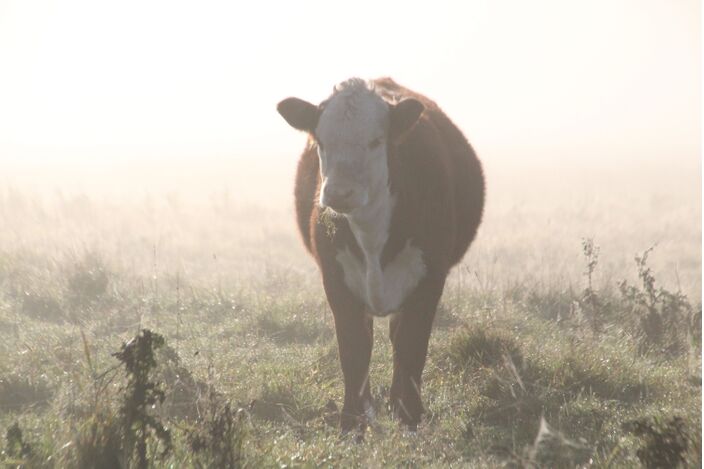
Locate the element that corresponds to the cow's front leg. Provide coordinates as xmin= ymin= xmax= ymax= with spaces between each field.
xmin=389 ymin=274 xmax=445 ymax=430
xmin=333 ymin=308 xmax=374 ymax=433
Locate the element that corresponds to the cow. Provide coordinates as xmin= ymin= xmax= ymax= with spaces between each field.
xmin=277 ymin=77 xmax=484 ymax=433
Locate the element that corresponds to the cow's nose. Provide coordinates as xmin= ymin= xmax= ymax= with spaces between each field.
xmin=325 ymin=188 xmax=354 ymax=212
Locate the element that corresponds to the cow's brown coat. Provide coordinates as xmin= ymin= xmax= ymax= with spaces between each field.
xmin=285 ymin=77 xmax=484 ymax=431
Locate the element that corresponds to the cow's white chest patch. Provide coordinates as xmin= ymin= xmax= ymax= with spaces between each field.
xmin=330 ymin=152 xmax=425 ymax=316
xmin=336 ymin=240 xmax=426 ymax=316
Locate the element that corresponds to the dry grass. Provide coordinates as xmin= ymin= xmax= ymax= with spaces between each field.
xmin=0 ymin=164 xmax=700 ymax=467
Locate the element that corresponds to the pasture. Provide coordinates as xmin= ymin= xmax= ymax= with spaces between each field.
xmin=0 ymin=163 xmax=700 ymax=467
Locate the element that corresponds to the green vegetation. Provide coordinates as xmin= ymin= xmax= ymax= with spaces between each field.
xmin=0 ymin=180 xmax=700 ymax=467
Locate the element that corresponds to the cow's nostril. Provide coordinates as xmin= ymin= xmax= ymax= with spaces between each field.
xmin=325 ymin=188 xmax=354 ymax=212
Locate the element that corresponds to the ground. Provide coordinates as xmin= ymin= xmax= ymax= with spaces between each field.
xmin=0 ymin=164 xmax=700 ymax=467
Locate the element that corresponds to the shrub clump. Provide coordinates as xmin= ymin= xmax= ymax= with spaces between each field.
xmin=185 ymin=401 xmax=247 ymax=469
xmin=72 ymin=329 xmax=172 ymax=468
xmin=465 ymin=331 xmax=651 ymax=451
xmin=255 ymin=311 xmax=331 ymax=345
xmin=153 ymin=345 xmax=209 ymax=420
xmin=626 ymin=415 xmax=700 ymax=468
xmin=252 ymin=381 xmax=302 ymax=423
xmin=20 ymin=290 xmax=64 ymax=322
xmin=2 ymin=422 xmax=34 ymax=464
xmin=443 ymin=323 xmax=524 ymax=371
xmin=67 ymin=252 xmax=110 ymax=308
xmin=112 ymin=329 xmax=172 ymax=468
xmin=73 ymin=411 xmax=123 ymax=469
xmin=619 ymin=246 xmax=695 ymax=356
xmin=544 ymin=347 xmax=647 ymax=402
xmin=0 ymin=373 xmax=53 ymax=414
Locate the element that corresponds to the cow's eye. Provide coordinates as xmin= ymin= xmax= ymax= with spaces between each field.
xmin=368 ymin=137 xmax=383 ymax=150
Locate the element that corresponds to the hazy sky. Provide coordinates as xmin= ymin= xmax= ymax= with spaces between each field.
xmin=0 ymin=0 xmax=700 ymax=176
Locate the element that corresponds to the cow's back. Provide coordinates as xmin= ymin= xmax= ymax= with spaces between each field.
xmin=374 ymin=78 xmax=484 ymax=267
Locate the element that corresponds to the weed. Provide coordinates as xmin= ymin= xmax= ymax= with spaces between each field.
xmin=154 ymin=344 xmax=208 ymax=420
xmin=577 ymin=238 xmax=603 ymax=332
xmin=185 ymin=400 xmax=247 ymax=469
xmin=112 ymin=329 xmax=172 ymax=468
xmin=626 ymin=415 xmax=697 ymax=468
xmin=2 ymin=422 xmax=33 ymax=464
xmin=619 ymin=246 xmax=694 ymax=355
xmin=70 ymin=331 xmax=185 ymax=468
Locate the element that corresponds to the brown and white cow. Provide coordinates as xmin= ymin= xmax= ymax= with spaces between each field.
xmin=277 ymin=77 xmax=484 ymax=432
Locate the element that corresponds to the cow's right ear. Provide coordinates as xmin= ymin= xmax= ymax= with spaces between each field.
xmin=277 ymin=97 xmax=320 ymax=132
xmin=389 ymin=98 xmax=425 ymax=143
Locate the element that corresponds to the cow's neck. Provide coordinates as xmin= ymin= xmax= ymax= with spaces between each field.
xmin=347 ymin=182 xmax=394 ymax=263
xmin=337 ymin=180 xmax=425 ymax=316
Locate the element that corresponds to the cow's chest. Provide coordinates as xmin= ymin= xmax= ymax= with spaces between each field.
xmin=335 ymin=240 xmax=426 ymax=316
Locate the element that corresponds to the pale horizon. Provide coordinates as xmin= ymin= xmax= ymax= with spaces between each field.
xmin=0 ymin=0 xmax=701 ymax=200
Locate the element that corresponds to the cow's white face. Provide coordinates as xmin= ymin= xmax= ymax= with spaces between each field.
xmin=314 ymin=84 xmax=389 ymax=214
xmin=277 ymin=78 xmax=428 ymax=316
xmin=277 ymin=78 xmax=425 ymax=215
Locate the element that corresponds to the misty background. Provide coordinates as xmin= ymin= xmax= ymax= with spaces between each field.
xmin=0 ymin=3 xmax=701 ymax=465
xmin=0 ymin=0 xmax=700 ymax=299
xmin=0 ymin=0 xmax=700 ymax=199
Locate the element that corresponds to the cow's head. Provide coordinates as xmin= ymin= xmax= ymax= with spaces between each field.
xmin=277 ymin=78 xmax=424 ymax=214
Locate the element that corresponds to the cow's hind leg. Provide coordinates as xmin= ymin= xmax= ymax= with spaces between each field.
xmin=389 ymin=275 xmax=445 ymax=430
xmin=333 ymin=308 xmax=374 ymax=434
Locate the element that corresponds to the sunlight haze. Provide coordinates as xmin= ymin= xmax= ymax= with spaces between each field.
xmin=0 ymin=3 xmax=701 ymax=462
xmin=0 ymin=0 xmax=700 ymax=196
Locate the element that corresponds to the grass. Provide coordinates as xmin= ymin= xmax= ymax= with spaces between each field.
xmin=0 ymin=166 xmax=700 ymax=467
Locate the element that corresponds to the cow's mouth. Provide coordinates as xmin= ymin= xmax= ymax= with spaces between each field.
xmin=326 ymin=202 xmax=354 ymax=215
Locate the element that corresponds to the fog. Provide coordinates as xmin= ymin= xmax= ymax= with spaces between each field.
xmin=1 ymin=0 xmax=700 ymax=200
xmin=0 ymin=3 xmax=701 ymax=465
xmin=1 ymin=0 xmax=700 ymax=291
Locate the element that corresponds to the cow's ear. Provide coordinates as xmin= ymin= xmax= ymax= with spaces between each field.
xmin=277 ymin=97 xmax=320 ymax=132
xmin=389 ymin=98 xmax=425 ymax=143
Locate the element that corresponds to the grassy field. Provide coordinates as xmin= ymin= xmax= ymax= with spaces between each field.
xmin=0 ymin=164 xmax=700 ymax=467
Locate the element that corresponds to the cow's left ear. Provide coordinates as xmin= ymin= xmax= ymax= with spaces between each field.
xmin=277 ymin=97 xmax=320 ymax=133
xmin=389 ymin=98 xmax=425 ymax=143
